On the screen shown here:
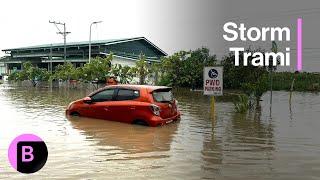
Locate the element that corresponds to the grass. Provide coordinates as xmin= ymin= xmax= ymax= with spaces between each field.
xmin=271 ymin=72 xmax=320 ymax=91
xmin=233 ymin=94 xmax=249 ymax=113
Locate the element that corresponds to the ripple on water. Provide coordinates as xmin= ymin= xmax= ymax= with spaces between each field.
xmin=1 ymin=84 xmax=320 ymax=179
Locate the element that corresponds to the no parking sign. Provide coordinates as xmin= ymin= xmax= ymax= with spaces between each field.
xmin=203 ymin=67 xmax=223 ymax=96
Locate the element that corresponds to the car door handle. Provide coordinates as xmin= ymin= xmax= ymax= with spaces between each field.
xmin=130 ymin=106 xmax=136 ymax=110
xmin=104 ymin=106 xmax=109 ymax=111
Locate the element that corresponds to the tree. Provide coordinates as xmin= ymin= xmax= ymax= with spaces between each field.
xmin=150 ymin=62 xmax=161 ymax=85
xmin=158 ymin=52 xmax=184 ymax=86
xmin=158 ymin=47 xmax=217 ymax=88
xmin=111 ymin=64 xmax=134 ymax=84
xmin=8 ymin=62 xmax=51 ymax=87
xmin=131 ymin=54 xmax=151 ymax=85
xmin=52 ymin=62 xmax=79 ymax=81
xmin=182 ymin=48 xmax=216 ymax=89
xmin=81 ymin=55 xmax=113 ymax=82
xmin=221 ymin=48 xmax=269 ymax=102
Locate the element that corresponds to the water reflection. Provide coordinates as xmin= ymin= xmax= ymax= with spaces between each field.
xmin=67 ymin=116 xmax=178 ymax=154
xmin=227 ymin=111 xmax=274 ymax=154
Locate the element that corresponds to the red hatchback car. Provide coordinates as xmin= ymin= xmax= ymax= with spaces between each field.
xmin=66 ymin=85 xmax=181 ymax=127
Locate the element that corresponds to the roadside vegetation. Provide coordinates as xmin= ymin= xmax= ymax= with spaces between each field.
xmin=8 ymin=62 xmax=51 ymax=87
xmin=9 ymin=54 xmax=141 ymax=85
xmin=7 ymin=47 xmax=320 ymax=113
xmin=233 ymin=94 xmax=250 ymax=113
xmin=272 ymin=72 xmax=320 ymax=91
xmin=157 ymin=48 xmax=217 ymax=89
xmin=8 ymin=47 xmax=320 ymax=93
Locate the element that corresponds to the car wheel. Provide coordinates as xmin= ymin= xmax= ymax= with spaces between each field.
xmin=132 ymin=119 xmax=149 ymax=126
xmin=70 ymin=112 xmax=80 ymax=116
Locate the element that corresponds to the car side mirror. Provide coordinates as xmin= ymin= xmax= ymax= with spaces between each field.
xmin=83 ymin=97 xmax=93 ymax=104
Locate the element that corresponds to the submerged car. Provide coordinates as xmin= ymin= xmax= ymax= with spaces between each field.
xmin=66 ymin=85 xmax=180 ymax=127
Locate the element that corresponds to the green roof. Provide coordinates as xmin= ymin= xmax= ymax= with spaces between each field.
xmin=3 ymin=37 xmax=167 ymax=56
xmin=4 ymin=39 xmax=121 ymax=50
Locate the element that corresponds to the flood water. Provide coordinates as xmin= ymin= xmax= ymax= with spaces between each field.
xmin=0 ymin=83 xmax=320 ymax=179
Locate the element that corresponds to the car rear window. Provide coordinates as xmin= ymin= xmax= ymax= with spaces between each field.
xmin=152 ymin=89 xmax=173 ymax=103
xmin=116 ymin=89 xmax=140 ymax=101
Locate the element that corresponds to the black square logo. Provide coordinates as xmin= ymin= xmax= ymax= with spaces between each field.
xmin=17 ymin=141 xmax=48 ymax=174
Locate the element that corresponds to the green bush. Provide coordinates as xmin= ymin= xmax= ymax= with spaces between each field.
xmin=9 ymin=62 xmax=51 ymax=86
xmin=52 ymin=62 xmax=79 ymax=81
xmin=158 ymin=47 xmax=217 ymax=88
xmin=111 ymin=64 xmax=134 ymax=84
xmin=271 ymin=72 xmax=320 ymax=91
xmin=233 ymin=94 xmax=249 ymax=113
xmin=81 ymin=55 xmax=113 ymax=82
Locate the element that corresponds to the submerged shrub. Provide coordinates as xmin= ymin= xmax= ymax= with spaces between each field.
xmin=233 ymin=94 xmax=249 ymax=113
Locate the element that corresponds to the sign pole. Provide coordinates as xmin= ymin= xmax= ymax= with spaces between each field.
xmin=210 ymin=96 xmax=215 ymax=115
xmin=204 ymin=66 xmax=223 ymax=126
xmin=209 ymin=96 xmax=216 ymax=134
xmin=210 ymin=96 xmax=215 ymax=126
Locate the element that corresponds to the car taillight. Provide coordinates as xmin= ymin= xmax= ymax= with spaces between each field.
xmin=150 ymin=104 xmax=161 ymax=116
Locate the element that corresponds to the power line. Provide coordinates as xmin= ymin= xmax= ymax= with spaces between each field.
xmin=49 ymin=20 xmax=71 ymax=63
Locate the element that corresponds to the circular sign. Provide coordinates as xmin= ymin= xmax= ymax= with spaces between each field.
xmin=208 ymin=69 xmax=218 ymax=79
xmin=8 ymin=134 xmax=48 ymax=174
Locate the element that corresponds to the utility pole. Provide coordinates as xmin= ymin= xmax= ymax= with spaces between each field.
xmin=49 ymin=20 xmax=70 ymax=63
xmin=269 ymin=41 xmax=278 ymax=116
xmin=89 ymin=21 xmax=102 ymax=63
xmin=50 ymin=44 xmax=53 ymax=73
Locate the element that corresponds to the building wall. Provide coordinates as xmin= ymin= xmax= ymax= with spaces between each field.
xmin=110 ymin=56 xmax=157 ymax=85
xmin=111 ymin=56 xmax=136 ymax=67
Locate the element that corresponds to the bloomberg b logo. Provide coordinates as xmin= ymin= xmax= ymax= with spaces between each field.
xmin=8 ymin=134 xmax=48 ymax=174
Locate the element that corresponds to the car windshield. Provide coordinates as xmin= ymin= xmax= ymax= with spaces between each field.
xmin=153 ymin=90 xmax=173 ymax=102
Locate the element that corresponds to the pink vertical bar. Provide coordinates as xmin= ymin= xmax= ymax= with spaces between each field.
xmin=297 ymin=18 xmax=302 ymax=71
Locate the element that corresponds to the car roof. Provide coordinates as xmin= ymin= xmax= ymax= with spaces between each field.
xmin=88 ymin=84 xmax=172 ymax=96
xmin=107 ymin=84 xmax=171 ymax=91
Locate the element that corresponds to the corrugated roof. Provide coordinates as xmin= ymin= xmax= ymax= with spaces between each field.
xmin=2 ymin=36 xmax=167 ymax=57
xmin=3 ymin=37 xmax=141 ymax=51
xmin=4 ymin=36 xmax=162 ymax=49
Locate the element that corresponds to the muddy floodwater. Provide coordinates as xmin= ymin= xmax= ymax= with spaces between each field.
xmin=0 ymin=83 xmax=320 ymax=179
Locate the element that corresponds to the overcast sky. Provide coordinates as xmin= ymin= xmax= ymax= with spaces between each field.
xmin=1 ymin=0 xmax=319 ymax=71
xmin=0 ymin=0 xmax=222 ymax=56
